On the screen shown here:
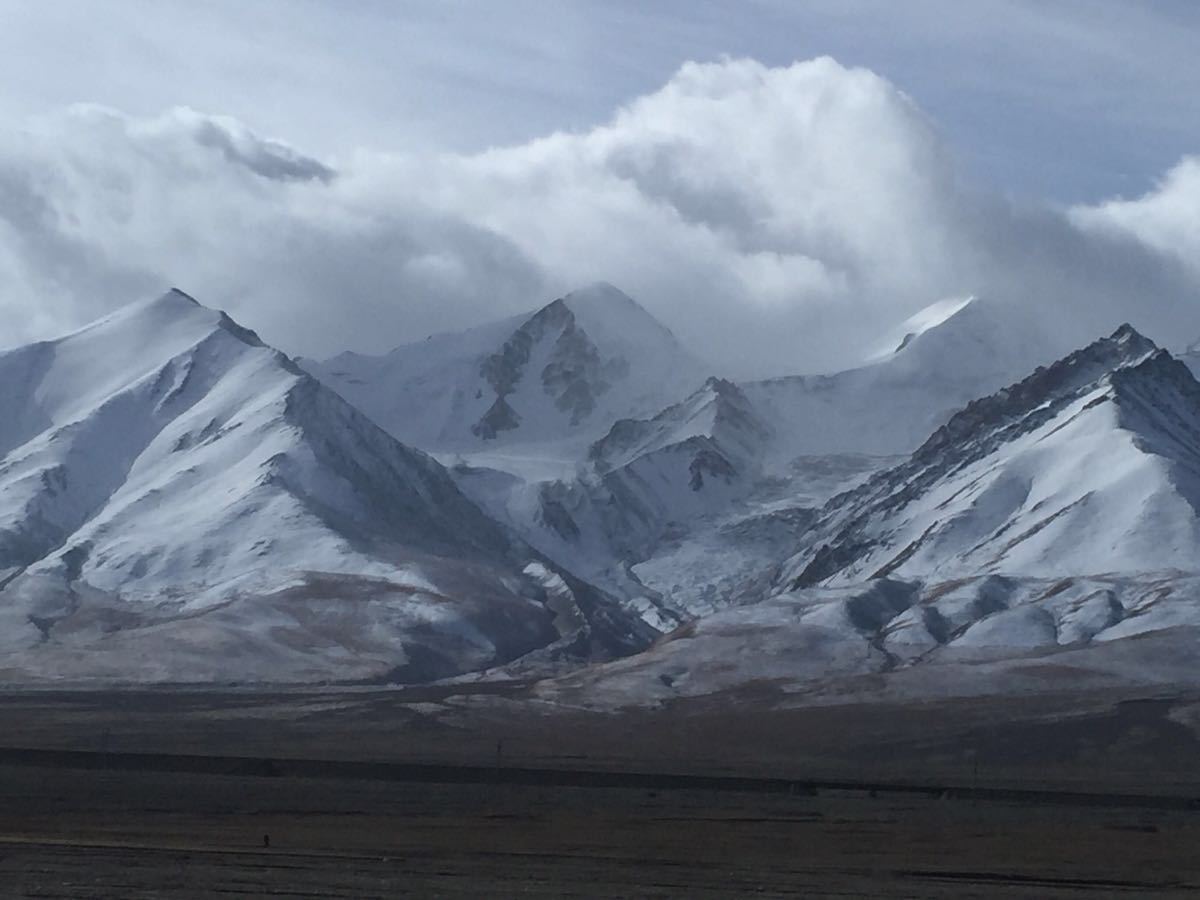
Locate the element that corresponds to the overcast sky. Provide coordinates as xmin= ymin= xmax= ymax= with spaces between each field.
xmin=1 ymin=1 xmax=1198 ymax=375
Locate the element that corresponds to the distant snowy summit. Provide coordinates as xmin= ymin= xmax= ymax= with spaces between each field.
xmin=306 ymin=283 xmax=707 ymax=453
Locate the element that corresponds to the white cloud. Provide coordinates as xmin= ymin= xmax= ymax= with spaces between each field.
xmin=1 ymin=57 xmax=1199 ymax=376
xmin=1071 ymin=157 xmax=1200 ymax=278
xmin=0 ymin=105 xmax=548 ymax=356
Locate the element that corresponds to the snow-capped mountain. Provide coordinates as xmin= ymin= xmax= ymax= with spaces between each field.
xmin=306 ymin=283 xmax=707 ymax=456
xmin=0 ymin=290 xmax=651 ymax=683
xmin=8 ymin=282 xmax=1199 ymax=695
xmin=455 ymin=296 xmax=1062 ymax=619
xmin=539 ymin=321 xmax=1200 ymax=708
xmin=781 ymin=324 xmax=1200 ymax=588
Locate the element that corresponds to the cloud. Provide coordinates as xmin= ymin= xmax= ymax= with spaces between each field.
xmin=1 ymin=57 xmax=1199 ymax=376
xmin=184 ymin=112 xmax=336 ymax=184
xmin=441 ymin=59 xmax=975 ymax=341
xmin=0 ymin=105 xmax=549 ymax=355
xmin=1071 ymin=157 xmax=1200 ymax=278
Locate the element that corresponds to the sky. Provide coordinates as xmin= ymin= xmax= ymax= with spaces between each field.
xmin=0 ymin=0 xmax=1198 ymax=376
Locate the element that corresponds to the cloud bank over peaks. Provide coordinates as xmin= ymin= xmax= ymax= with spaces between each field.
xmin=2 ymin=57 xmax=1200 ymax=376
xmin=0 ymin=104 xmax=549 ymax=357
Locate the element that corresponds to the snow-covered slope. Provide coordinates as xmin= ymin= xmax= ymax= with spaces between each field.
xmin=537 ymin=321 xmax=1200 ymax=708
xmin=780 ymin=324 xmax=1200 ymax=588
xmin=444 ymin=378 xmax=782 ymax=621
xmin=458 ymin=297 xmax=1057 ymax=618
xmin=0 ymin=291 xmax=652 ymax=683
xmin=306 ymin=283 xmax=707 ymax=456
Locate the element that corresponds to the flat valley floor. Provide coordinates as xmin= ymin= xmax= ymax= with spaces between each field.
xmin=0 ymin=685 xmax=1198 ymax=898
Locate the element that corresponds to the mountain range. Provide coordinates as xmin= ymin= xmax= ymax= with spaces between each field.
xmin=0 ymin=290 xmax=650 ymax=683
xmin=2 ymin=282 xmax=1199 ymax=702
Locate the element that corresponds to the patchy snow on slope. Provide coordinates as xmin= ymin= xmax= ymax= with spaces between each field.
xmin=539 ymin=574 xmax=1200 ymax=708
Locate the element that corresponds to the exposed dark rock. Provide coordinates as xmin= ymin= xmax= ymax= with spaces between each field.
xmin=472 ymin=397 xmax=521 ymax=439
xmin=473 ymin=296 xmax=628 ymax=436
xmin=688 ymin=444 xmax=737 ymax=490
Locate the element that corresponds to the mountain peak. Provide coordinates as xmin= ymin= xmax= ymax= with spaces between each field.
xmin=589 ymin=371 xmax=769 ymax=476
xmin=867 ymin=295 xmax=976 ymax=361
xmin=561 ymin=281 xmax=634 ymax=306
xmin=555 ymin=283 xmax=683 ymax=349
xmin=702 ymin=375 xmax=741 ymax=395
xmin=910 ymin=322 xmax=1156 ymax=463
xmin=307 ymin=282 xmax=706 ymax=453
xmin=1111 ymin=322 xmax=1147 ymax=346
xmin=1091 ymin=322 xmax=1157 ymax=361
xmin=84 ymin=289 xmax=270 ymax=352
xmin=95 ymin=287 xmax=210 ymax=325
xmin=166 ymin=287 xmax=201 ymax=306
